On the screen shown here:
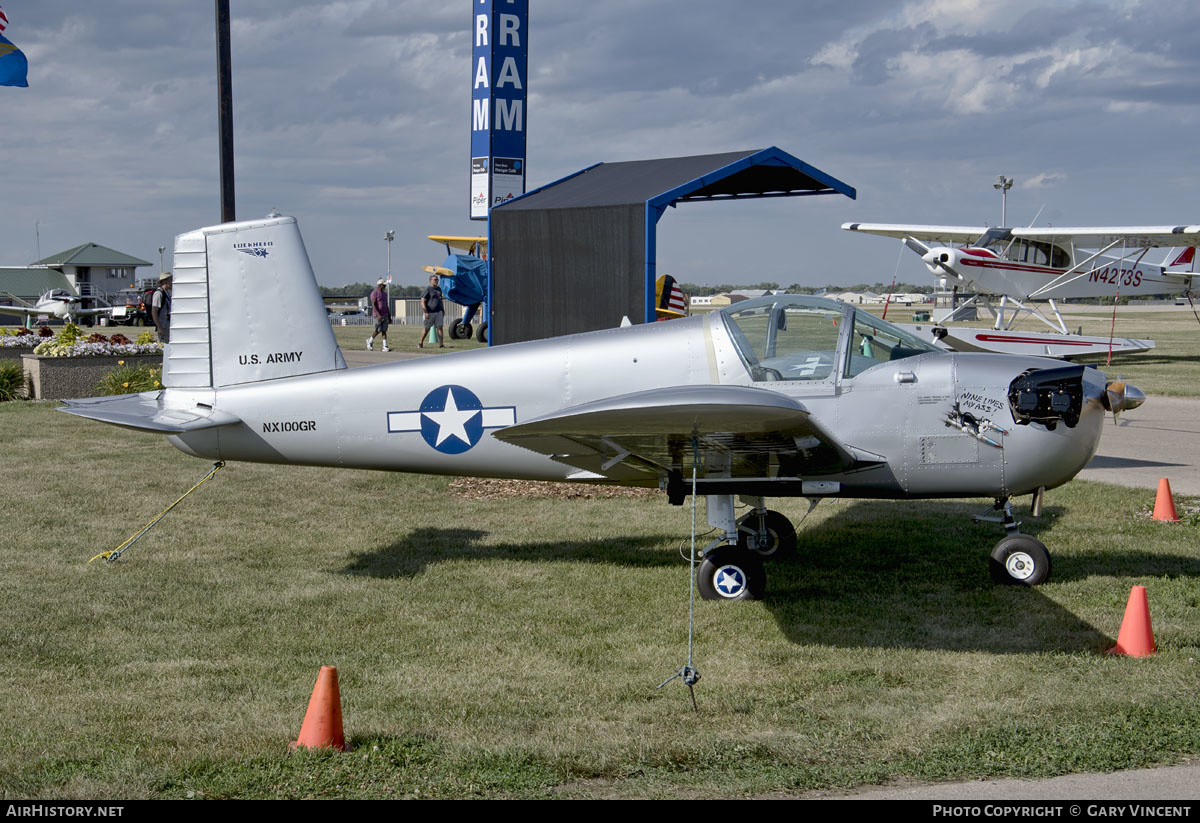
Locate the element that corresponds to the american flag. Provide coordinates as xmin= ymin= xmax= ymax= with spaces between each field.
xmin=655 ymin=274 xmax=688 ymax=319
xmin=0 ymin=7 xmax=8 ymax=34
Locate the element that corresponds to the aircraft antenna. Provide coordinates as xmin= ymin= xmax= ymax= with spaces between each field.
xmin=657 ymin=436 xmax=702 ymax=711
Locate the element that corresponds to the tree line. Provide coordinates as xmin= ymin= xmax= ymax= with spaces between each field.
xmin=320 ymin=282 xmax=426 ymax=299
xmin=675 ymin=281 xmax=934 ymax=296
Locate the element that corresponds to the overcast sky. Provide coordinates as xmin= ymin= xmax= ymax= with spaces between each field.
xmin=3 ymin=0 xmax=1199 ymax=289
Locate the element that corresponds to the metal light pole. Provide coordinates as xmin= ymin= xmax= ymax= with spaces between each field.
xmin=385 ymin=230 xmax=395 ymax=303
xmin=215 ymin=0 xmax=236 ymax=223
xmin=158 ymin=246 xmax=166 ymax=273
xmin=994 ymin=175 xmax=1013 ymax=227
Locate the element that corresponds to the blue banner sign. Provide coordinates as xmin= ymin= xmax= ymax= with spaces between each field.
xmin=470 ymin=0 xmax=528 ymax=220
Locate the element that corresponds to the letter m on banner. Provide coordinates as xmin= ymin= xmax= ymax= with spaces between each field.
xmin=470 ymin=0 xmax=528 ymax=220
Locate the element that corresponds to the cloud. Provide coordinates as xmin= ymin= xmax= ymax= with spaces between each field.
xmin=1023 ymin=172 xmax=1067 ymax=189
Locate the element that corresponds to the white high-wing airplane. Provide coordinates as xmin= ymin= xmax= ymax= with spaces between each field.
xmin=1 ymin=289 xmax=113 ymax=325
xmin=842 ymin=222 xmax=1199 ymax=337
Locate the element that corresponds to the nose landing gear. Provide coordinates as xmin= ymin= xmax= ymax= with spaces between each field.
xmin=977 ymin=496 xmax=1052 ymax=586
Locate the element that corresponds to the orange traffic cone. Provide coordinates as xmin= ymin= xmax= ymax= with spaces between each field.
xmin=290 ymin=666 xmax=347 ymax=751
xmin=1153 ymin=478 xmax=1180 ymax=522
xmin=1108 ymin=585 xmax=1156 ymax=657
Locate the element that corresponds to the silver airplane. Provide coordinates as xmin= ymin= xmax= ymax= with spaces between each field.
xmin=60 ymin=214 xmax=1145 ymax=599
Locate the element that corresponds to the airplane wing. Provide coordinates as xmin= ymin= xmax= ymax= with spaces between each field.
xmin=1011 ymin=226 xmax=1200 ymax=249
xmin=492 ymin=385 xmax=862 ymax=483
xmin=0 ymin=303 xmax=40 ymax=319
xmin=428 ymin=235 xmax=488 ymax=255
xmin=58 ymin=392 xmax=241 ymax=433
xmin=842 ymin=223 xmax=988 ymax=245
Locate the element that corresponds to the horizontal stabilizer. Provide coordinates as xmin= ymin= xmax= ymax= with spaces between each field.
xmin=58 ymin=392 xmax=241 ymax=433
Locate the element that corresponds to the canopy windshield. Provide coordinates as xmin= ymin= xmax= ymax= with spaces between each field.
xmin=718 ymin=295 xmax=937 ymax=382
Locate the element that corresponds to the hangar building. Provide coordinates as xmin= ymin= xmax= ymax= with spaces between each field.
xmin=487 ymin=147 xmax=855 ymax=345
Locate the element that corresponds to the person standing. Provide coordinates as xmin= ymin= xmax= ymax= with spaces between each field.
xmin=366 ymin=278 xmax=391 ymax=352
xmin=420 ymin=273 xmax=445 ymax=349
xmin=151 ymin=272 xmax=172 ymax=343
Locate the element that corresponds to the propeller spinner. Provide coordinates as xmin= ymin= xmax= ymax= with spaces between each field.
xmin=1102 ymin=380 xmax=1146 ymax=425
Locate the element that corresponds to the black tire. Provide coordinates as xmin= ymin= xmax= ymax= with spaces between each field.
xmin=989 ymin=535 xmax=1051 ymax=586
xmin=448 ymin=322 xmax=462 ymax=340
xmin=458 ymin=322 xmax=472 ymax=340
xmin=475 ymin=321 xmax=489 ymax=343
xmin=697 ymin=547 xmax=766 ymax=601
xmin=737 ymin=510 xmax=797 ymax=561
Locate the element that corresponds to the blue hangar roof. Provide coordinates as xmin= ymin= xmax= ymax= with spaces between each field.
xmin=497 ymin=147 xmax=855 ymax=212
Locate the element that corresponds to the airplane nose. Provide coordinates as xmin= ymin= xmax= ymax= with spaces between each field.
xmin=922 ymin=249 xmax=958 ymax=274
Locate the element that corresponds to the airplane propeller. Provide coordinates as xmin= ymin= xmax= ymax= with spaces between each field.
xmin=1102 ymin=380 xmax=1146 ymax=425
xmin=904 ymin=236 xmax=963 ymax=280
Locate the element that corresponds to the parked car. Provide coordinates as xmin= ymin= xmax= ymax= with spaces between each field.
xmin=109 ymin=287 xmax=156 ymax=326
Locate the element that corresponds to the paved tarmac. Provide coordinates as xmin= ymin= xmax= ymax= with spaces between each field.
xmin=1079 ymin=396 xmax=1200 ymax=496
xmin=828 ymin=762 xmax=1200 ymax=801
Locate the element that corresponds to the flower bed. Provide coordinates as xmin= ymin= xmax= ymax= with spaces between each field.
xmin=7 ymin=323 xmax=165 ymax=400
xmin=22 ymin=353 xmax=163 ymax=400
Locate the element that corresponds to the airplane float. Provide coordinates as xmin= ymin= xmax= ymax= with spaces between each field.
xmin=60 ymin=214 xmax=1146 ymax=599
xmin=842 ymin=222 xmax=1200 ymax=359
xmin=1 ymin=288 xmax=114 ymax=326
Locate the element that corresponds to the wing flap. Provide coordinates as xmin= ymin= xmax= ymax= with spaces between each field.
xmin=58 ymin=392 xmax=241 ymax=433
xmin=493 ymin=385 xmax=857 ymax=480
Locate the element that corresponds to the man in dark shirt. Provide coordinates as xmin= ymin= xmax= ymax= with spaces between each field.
xmin=151 ymin=272 xmax=172 ymax=343
xmin=367 ymin=278 xmax=390 ymax=352
xmin=421 ymin=274 xmax=445 ymax=349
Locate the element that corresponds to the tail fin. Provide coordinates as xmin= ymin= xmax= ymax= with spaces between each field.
xmin=1167 ymin=247 xmax=1196 ymax=269
xmin=165 ymin=213 xmax=346 ymax=389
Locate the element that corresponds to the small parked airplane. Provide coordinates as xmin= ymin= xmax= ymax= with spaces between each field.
xmin=843 ymin=222 xmax=1198 ymax=356
xmin=1 ymin=289 xmax=113 ymax=325
xmin=60 ymin=214 xmax=1145 ymax=598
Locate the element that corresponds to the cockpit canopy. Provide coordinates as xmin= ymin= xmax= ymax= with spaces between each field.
xmin=717 ymin=294 xmax=938 ymax=382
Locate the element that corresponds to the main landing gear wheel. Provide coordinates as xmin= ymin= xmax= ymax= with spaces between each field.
xmin=989 ymin=535 xmax=1051 ymax=586
xmin=449 ymin=321 xmax=472 ymax=340
xmin=697 ymin=547 xmax=766 ymax=601
xmin=475 ymin=321 xmax=489 ymax=343
xmin=738 ymin=510 xmax=797 ymax=561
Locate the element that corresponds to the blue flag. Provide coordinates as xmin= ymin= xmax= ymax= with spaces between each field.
xmin=0 ymin=32 xmax=28 ymax=88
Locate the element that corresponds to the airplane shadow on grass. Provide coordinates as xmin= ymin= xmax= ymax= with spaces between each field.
xmin=340 ymin=528 xmax=674 ymax=579
xmin=337 ymin=499 xmax=1200 ymax=655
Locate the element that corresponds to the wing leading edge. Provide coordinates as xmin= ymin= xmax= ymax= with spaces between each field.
xmin=493 ymin=385 xmax=863 ymax=484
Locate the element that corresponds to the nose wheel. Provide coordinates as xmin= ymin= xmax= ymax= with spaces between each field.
xmin=989 ymin=534 xmax=1051 ymax=586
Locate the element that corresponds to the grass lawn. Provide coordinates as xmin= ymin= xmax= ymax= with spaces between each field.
xmin=1 ymin=400 xmax=1198 ymax=799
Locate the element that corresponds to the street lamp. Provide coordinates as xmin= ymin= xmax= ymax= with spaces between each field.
xmin=993 ymin=175 xmax=1013 ymax=226
xmin=158 ymin=245 xmax=166 ymax=274
xmin=384 ymin=230 xmax=395 ymax=300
